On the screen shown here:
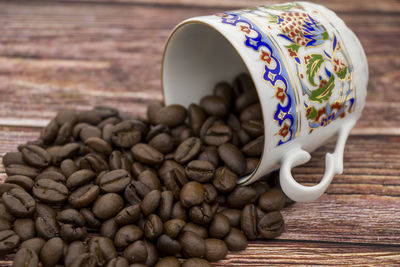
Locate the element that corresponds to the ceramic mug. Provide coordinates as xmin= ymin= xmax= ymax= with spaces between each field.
xmin=161 ymin=2 xmax=368 ymax=202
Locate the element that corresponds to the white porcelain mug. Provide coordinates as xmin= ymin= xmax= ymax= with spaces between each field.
xmin=161 ymin=2 xmax=368 ymax=202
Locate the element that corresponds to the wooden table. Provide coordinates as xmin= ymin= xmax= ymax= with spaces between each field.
xmin=0 ymin=0 xmax=399 ymax=265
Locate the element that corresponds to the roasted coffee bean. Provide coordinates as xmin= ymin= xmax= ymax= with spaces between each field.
xmin=0 ymin=218 xmax=11 ymax=231
xmin=257 ymin=211 xmax=284 ymax=239
xmin=92 ymin=193 xmax=124 ymax=220
xmin=182 ymin=258 xmax=212 ymax=267
xmin=114 ymin=225 xmax=143 ymax=249
xmin=153 ymin=105 xmax=187 ymax=128
xmin=67 ymin=169 xmax=96 ymax=190
xmin=5 ymin=175 xmax=34 ymax=191
xmin=35 ymin=171 xmax=66 ymax=183
xmin=5 ymin=164 xmax=39 ymax=179
xmin=85 ymin=137 xmax=112 ymax=155
xmin=258 ymin=188 xmax=286 ymax=212
xmin=57 ymin=209 xmax=85 ymax=226
xmin=70 ymin=253 xmax=97 ymax=267
xmin=213 ymin=167 xmax=237 ymax=193
xmin=93 ymin=106 xmax=119 ymax=120
xmin=180 ymin=181 xmax=204 ymax=208
xmin=144 ymin=214 xmax=163 ymax=240
xmin=171 ymin=202 xmax=187 ymax=221
xmin=109 ymin=151 xmax=129 ymax=171
xmin=35 ymin=216 xmax=59 ymax=240
xmin=209 ymin=213 xmax=230 ymax=239
xmin=124 ymin=184 xmax=142 ymax=205
xmin=97 ymin=116 xmax=121 ymax=129
xmin=89 ymin=237 xmax=118 ymax=265
xmin=69 ymin=184 xmax=100 ymax=208
xmin=146 ymin=124 xmax=170 ymax=142
xmin=204 ymin=124 xmax=232 ymax=146
xmin=218 ymin=143 xmax=246 ymax=175
xmin=204 ymin=238 xmax=228 ymax=262
xmin=138 ymin=170 xmax=161 ymax=191
xmin=164 ymin=169 xmax=187 ymax=200
xmin=182 ymin=222 xmax=208 ymax=239
xmin=79 ymin=125 xmax=102 ymax=142
xmin=64 ymin=241 xmax=88 ymax=267
xmin=34 ymin=203 xmax=56 ymax=220
xmin=155 ymin=256 xmax=180 ymax=267
xmin=188 ymin=104 xmax=206 ymax=136
xmin=0 ymin=230 xmax=19 ymax=255
xmin=178 ymin=127 xmax=194 ymax=143
xmin=179 ymin=231 xmax=205 ymax=258
xmin=79 ymin=153 xmax=109 ymax=174
xmin=21 ymin=145 xmax=51 ymax=168
xmin=214 ymin=82 xmax=233 ymax=107
xmin=55 ymin=122 xmax=73 ymax=145
xmin=114 ymin=205 xmax=139 ymax=226
xmin=200 ymin=95 xmax=228 ymax=118
xmin=234 ymin=87 xmax=258 ymax=113
xmin=141 ymin=190 xmax=161 ymax=216
xmin=32 ymin=179 xmax=68 ymax=204
xmin=123 ymin=240 xmax=148 ymax=264
xmin=13 ymin=218 xmax=35 ymax=241
xmin=163 ymin=219 xmax=185 ymax=239
xmin=40 ymin=237 xmax=64 ymax=267
xmin=147 ymin=101 xmax=164 ymax=125
xmin=185 ymin=160 xmax=215 ymax=183
xmin=80 ymin=209 xmax=101 ymax=229
xmin=219 ymin=209 xmax=241 ymax=227
xmin=240 ymin=102 xmax=262 ymax=121
xmin=20 ymin=237 xmax=45 ymax=256
xmin=99 ymin=169 xmax=132 ymax=193
xmin=111 ymin=121 xmax=142 ymax=148
xmin=197 ymin=146 xmax=219 ymax=167
xmin=100 ymin=219 xmax=118 ymax=239
xmin=202 ymin=184 xmax=217 ymax=204
xmin=224 ymin=227 xmax=248 ymax=251
xmin=41 ymin=120 xmax=59 ymax=145
xmin=3 ymin=188 xmax=36 ymax=217
xmin=0 ymin=183 xmax=24 ymax=196
xmin=0 ymin=203 xmax=14 ymax=222
xmin=242 ymin=135 xmax=264 ymax=157
xmin=131 ymin=180 xmax=151 ymax=199
xmin=226 ymin=186 xmax=257 ymax=209
xmin=241 ymin=204 xmax=257 ymax=240
xmin=158 ymin=160 xmax=185 ymax=181
xmin=174 ymin=137 xmax=202 ymax=164
xmin=2 ymin=151 xmax=25 ymax=167
xmin=50 ymin=143 xmax=81 ymax=165
xmin=149 ymin=133 xmax=175 ymax=154
xmin=56 ymin=109 xmax=78 ymax=125
xmin=144 ymin=239 xmax=159 ymax=266
xmin=156 ymin=234 xmax=181 ymax=256
xmin=60 ymin=224 xmax=87 ymax=242
xmin=107 ymin=257 xmax=130 ymax=267
xmin=131 ymin=143 xmax=164 ymax=165
xmin=13 ymin=247 xmax=39 ymax=267
xmin=159 ymin=191 xmax=174 ymax=221
xmin=199 ymin=116 xmax=223 ymax=139
xmin=245 ymin=157 xmax=259 ymax=175
xmin=241 ymin=120 xmax=264 ymax=138
xmin=189 ymin=202 xmax=214 ymax=225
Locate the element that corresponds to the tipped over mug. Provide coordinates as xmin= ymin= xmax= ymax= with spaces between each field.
xmin=161 ymin=2 xmax=368 ymax=202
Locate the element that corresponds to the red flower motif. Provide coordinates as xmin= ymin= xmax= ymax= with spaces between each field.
xmin=260 ymin=51 xmax=272 ymax=64
xmin=240 ymin=25 xmax=251 ymax=34
xmin=279 ymin=123 xmax=290 ymax=138
xmin=275 ymin=86 xmax=286 ymax=103
xmin=288 ymin=48 xmax=297 ymax=58
xmin=304 ymin=55 xmax=311 ymax=64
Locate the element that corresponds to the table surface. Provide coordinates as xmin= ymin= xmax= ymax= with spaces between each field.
xmin=0 ymin=0 xmax=399 ymax=265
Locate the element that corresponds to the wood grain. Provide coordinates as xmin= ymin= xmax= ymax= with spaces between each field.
xmin=0 ymin=0 xmax=399 ymax=265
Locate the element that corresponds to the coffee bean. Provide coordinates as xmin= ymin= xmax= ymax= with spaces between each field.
xmin=99 ymin=169 xmax=132 ymax=193
xmin=0 ymin=218 xmax=11 ymax=231
xmin=35 ymin=171 xmax=66 ymax=183
xmin=189 ymin=202 xmax=214 ymax=225
xmin=55 ymin=122 xmax=73 ymax=145
xmin=41 ymin=120 xmax=59 ymax=145
xmin=144 ymin=239 xmax=159 ymax=266
xmin=114 ymin=225 xmax=143 ymax=249
xmin=149 ymin=133 xmax=175 ymax=154
xmin=182 ymin=258 xmax=212 ymax=267
xmin=35 ymin=216 xmax=59 ymax=240
xmin=3 ymin=188 xmax=36 ymax=217
xmin=156 ymin=234 xmax=181 ymax=256
xmin=179 ymin=231 xmax=205 ymax=258
xmin=107 ymin=257 xmax=130 ymax=267
xmin=146 ymin=124 xmax=170 ymax=142
xmin=185 ymin=160 xmax=215 ymax=183
xmin=200 ymin=95 xmax=228 ymax=118
xmin=111 ymin=121 xmax=142 ymax=148
xmin=155 ymin=256 xmax=180 ymax=267
xmin=240 ymin=103 xmax=262 ymax=121
xmin=131 ymin=143 xmax=164 ymax=165
xmin=60 ymin=224 xmax=87 ymax=242
xmin=92 ymin=193 xmax=124 ymax=220
xmin=224 ymin=227 xmax=247 ymax=251
xmin=219 ymin=209 xmax=241 ymax=227
xmin=163 ymin=219 xmax=185 ymax=239
xmin=158 ymin=160 xmax=185 ymax=180
xmin=0 ymin=203 xmax=14 ymax=222
xmin=57 ymin=209 xmax=85 ymax=226
xmin=131 ymin=180 xmax=151 ymax=199
xmin=141 ymin=190 xmax=161 ymax=216
xmin=13 ymin=247 xmax=39 ymax=267
xmin=202 ymin=184 xmax=217 ymax=204
xmin=115 ymin=204 xmax=141 ymax=226
xmin=3 ymin=152 xmax=25 ymax=167
xmin=97 ymin=116 xmax=121 ymax=129
xmin=164 ymin=170 xmax=187 ymax=200
xmin=171 ymin=202 xmax=187 ymax=221
xmin=5 ymin=164 xmax=39 ymax=179
xmin=124 ymin=184 xmax=142 ymax=206
xmin=67 ymin=169 xmax=96 ymax=190
xmin=32 ymin=179 xmax=68 ymax=204
xmin=13 ymin=218 xmax=35 ymax=241
xmin=245 ymin=157 xmax=259 ymax=175
xmin=56 ymin=109 xmax=78 ymax=125
xmin=64 ymin=241 xmax=88 ymax=267
xmin=144 ymin=214 xmax=163 ymax=240
xmin=204 ymin=124 xmax=232 ymax=146
xmin=257 ymin=211 xmax=284 ymax=239
xmin=159 ymin=191 xmax=174 ymax=221
xmin=34 ymin=203 xmax=56 ymax=220
xmin=180 ymin=181 xmax=204 ymax=208
xmin=241 ymin=120 xmax=264 ymax=138
xmin=147 ymin=101 xmax=164 ymax=125
xmin=70 ymin=253 xmax=97 ymax=267
xmin=197 ymin=146 xmax=219 ymax=167
xmin=213 ymin=167 xmax=237 ymax=193
xmin=85 ymin=137 xmax=112 ymax=155
xmin=209 ymin=213 xmax=230 ymax=239
xmin=89 ymin=237 xmax=118 ymax=265
xmin=5 ymin=175 xmax=34 ymax=191
xmin=80 ymin=209 xmax=101 ymax=229
xmin=174 ymin=137 xmax=202 ymax=164
xmin=79 ymin=125 xmax=102 ymax=142
xmin=100 ymin=219 xmax=118 ymax=239
xmin=235 ymin=88 xmax=258 ymax=113
xmin=21 ymin=145 xmax=52 ymax=168
xmin=0 ymin=183 xmax=24 ymax=196
xmin=153 ymin=105 xmax=187 ymax=127
xmin=123 ymin=240 xmax=148 ymax=264
xmin=214 ymin=82 xmax=233 ymax=107
xmin=79 ymin=153 xmax=109 ymax=174
xmin=241 ymin=204 xmax=257 ymax=240
xmin=138 ymin=170 xmax=161 ymax=191
xmin=187 ymin=104 xmax=205 ymax=137
xmin=20 ymin=237 xmax=45 ymax=256
xmin=226 ymin=186 xmax=257 ymax=209
xmin=0 ymin=230 xmax=20 ymax=255
xmin=69 ymin=184 xmax=100 ymax=208
xmin=204 ymin=238 xmax=228 ymax=262
xmin=242 ymin=135 xmax=264 ymax=156
xmin=258 ymin=188 xmax=286 ymax=212
xmin=40 ymin=237 xmax=64 ymax=267
xmin=218 ymin=143 xmax=246 ymax=175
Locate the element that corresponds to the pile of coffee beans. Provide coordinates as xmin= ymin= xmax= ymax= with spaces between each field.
xmin=0 ymin=73 xmax=289 ymax=266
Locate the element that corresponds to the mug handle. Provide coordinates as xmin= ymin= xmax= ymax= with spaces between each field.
xmin=279 ymin=119 xmax=356 ymax=202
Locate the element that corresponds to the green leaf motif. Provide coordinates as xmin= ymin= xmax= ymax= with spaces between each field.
xmin=264 ymin=3 xmax=301 ymax=11
xmin=336 ymin=66 xmax=347 ymax=80
xmin=286 ymin=43 xmax=300 ymax=53
xmin=310 ymin=75 xmax=335 ymax=103
xmin=306 ymin=54 xmax=324 ymax=86
xmin=307 ymin=106 xmax=317 ymax=120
